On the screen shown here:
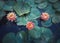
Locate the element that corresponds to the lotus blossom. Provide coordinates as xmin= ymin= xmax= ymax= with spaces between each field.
xmin=26 ymin=21 xmax=34 ymax=30
xmin=7 ymin=12 xmax=16 ymax=22
xmin=40 ymin=12 xmax=50 ymax=21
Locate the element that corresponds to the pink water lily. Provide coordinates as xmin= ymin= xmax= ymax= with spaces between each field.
xmin=7 ymin=12 xmax=16 ymax=22
xmin=26 ymin=22 xmax=34 ymax=30
xmin=40 ymin=12 xmax=50 ymax=21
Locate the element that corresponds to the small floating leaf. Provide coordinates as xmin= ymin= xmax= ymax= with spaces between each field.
xmin=34 ymin=0 xmax=46 ymax=4
xmin=37 ymin=2 xmax=48 ymax=9
xmin=52 ymin=15 xmax=60 ymax=23
xmin=41 ymin=18 xmax=52 ymax=27
xmin=48 ymin=0 xmax=58 ymax=3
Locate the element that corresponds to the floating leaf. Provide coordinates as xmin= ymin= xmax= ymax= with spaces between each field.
xmin=37 ymin=2 xmax=48 ymax=9
xmin=16 ymin=31 xmax=27 ymax=43
xmin=34 ymin=0 xmax=46 ymax=4
xmin=0 ymin=1 xmax=4 ymax=9
xmin=52 ymin=15 xmax=60 ymax=23
xmin=0 ymin=10 xmax=6 ymax=20
xmin=27 ymin=7 xmax=41 ymax=20
xmin=16 ymin=16 xmax=29 ymax=25
xmin=41 ymin=18 xmax=52 ymax=27
xmin=14 ymin=3 xmax=30 ymax=16
xmin=40 ymin=27 xmax=53 ymax=42
xmin=53 ymin=1 xmax=60 ymax=12
xmin=57 ymin=39 xmax=60 ymax=43
xmin=48 ymin=0 xmax=58 ymax=3
xmin=5 ymin=0 xmax=15 ymax=6
xmin=25 ymin=0 xmax=36 ymax=7
xmin=3 ymin=5 xmax=13 ymax=11
xmin=2 ymin=32 xmax=18 ymax=43
xmin=44 ymin=4 xmax=55 ymax=17
xmin=29 ymin=26 xmax=41 ymax=39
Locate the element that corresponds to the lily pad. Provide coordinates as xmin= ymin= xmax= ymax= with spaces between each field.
xmin=16 ymin=16 xmax=29 ymax=25
xmin=40 ymin=27 xmax=53 ymax=42
xmin=44 ymin=4 xmax=55 ymax=17
xmin=53 ymin=1 xmax=60 ymax=12
xmin=37 ymin=2 xmax=48 ymax=9
xmin=25 ymin=0 xmax=36 ymax=7
xmin=34 ymin=0 xmax=46 ymax=4
xmin=48 ymin=0 xmax=58 ymax=3
xmin=0 ymin=10 xmax=6 ymax=20
xmin=52 ymin=15 xmax=60 ymax=24
xmin=3 ymin=5 xmax=13 ymax=11
xmin=0 ymin=1 xmax=4 ymax=10
xmin=57 ymin=39 xmax=60 ymax=43
xmin=29 ymin=26 xmax=41 ymax=39
xmin=2 ymin=32 xmax=18 ymax=43
xmin=27 ymin=7 xmax=41 ymax=20
xmin=16 ymin=31 xmax=27 ymax=43
xmin=41 ymin=18 xmax=52 ymax=27
xmin=14 ymin=3 xmax=30 ymax=16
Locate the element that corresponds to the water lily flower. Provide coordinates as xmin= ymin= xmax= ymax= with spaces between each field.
xmin=40 ymin=12 xmax=50 ymax=21
xmin=7 ymin=12 xmax=16 ymax=22
xmin=26 ymin=21 xmax=34 ymax=30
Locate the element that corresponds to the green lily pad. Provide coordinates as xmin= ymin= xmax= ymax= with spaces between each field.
xmin=41 ymin=18 xmax=52 ymax=27
xmin=2 ymin=32 xmax=18 ymax=43
xmin=3 ymin=5 xmax=13 ymax=11
xmin=53 ymin=1 xmax=60 ymax=12
xmin=44 ymin=4 xmax=55 ymax=17
xmin=57 ymin=39 xmax=60 ymax=43
xmin=52 ymin=15 xmax=60 ymax=24
xmin=0 ymin=1 xmax=4 ymax=10
xmin=27 ymin=7 xmax=41 ymax=20
xmin=5 ymin=0 xmax=15 ymax=6
xmin=29 ymin=26 xmax=41 ymax=39
xmin=16 ymin=16 xmax=29 ymax=25
xmin=40 ymin=27 xmax=53 ymax=42
xmin=48 ymin=0 xmax=58 ymax=3
xmin=34 ymin=0 xmax=46 ymax=4
xmin=16 ymin=31 xmax=27 ymax=43
xmin=14 ymin=3 xmax=30 ymax=16
xmin=25 ymin=0 xmax=36 ymax=7
xmin=0 ymin=11 xmax=6 ymax=20
xmin=37 ymin=2 xmax=48 ymax=9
